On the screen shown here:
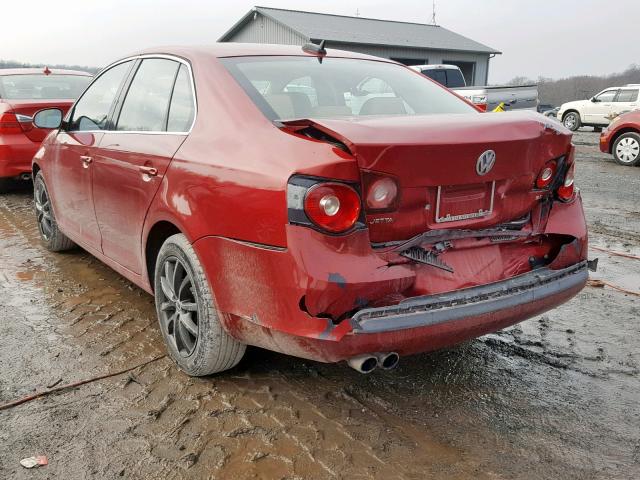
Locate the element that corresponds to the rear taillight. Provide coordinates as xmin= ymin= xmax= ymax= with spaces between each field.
xmin=15 ymin=114 xmax=34 ymax=132
xmin=472 ymin=95 xmax=488 ymax=112
xmin=288 ymin=176 xmax=362 ymax=234
xmin=536 ymin=161 xmax=557 ymax=189
xmin=557 ymin=162 xmax=575 ymax=201
xmin=363 ymin=172 xmax=399 ymax=212
xmin=0 ymin=113 xmax=22 ymax=134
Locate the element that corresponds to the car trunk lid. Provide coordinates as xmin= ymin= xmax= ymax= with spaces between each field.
xmin=284 ymin=112 xmax=572 ymax=243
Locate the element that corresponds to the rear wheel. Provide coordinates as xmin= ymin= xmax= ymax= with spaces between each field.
xmin=612 ymin=132 xmax=640 ymax=166
xmin=33 ymin=172 xmax=76 ymax=251
xmin=154 ymin=234 xmax=246 ymax=376
xmin=563 ymin=112 xmax=581 ymax=131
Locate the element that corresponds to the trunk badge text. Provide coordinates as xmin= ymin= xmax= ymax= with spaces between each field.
xmin=476 ymin=150 xmax=496 ymax=176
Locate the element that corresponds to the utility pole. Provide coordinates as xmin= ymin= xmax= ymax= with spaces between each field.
xmin=355 ymin=8 xmax=360 ymax=17
xmin=431 ymin=0 xmax=437 ymax=25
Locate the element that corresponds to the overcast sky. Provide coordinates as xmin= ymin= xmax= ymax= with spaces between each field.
xmin=3 ymin=0 xmax=639 ymax=83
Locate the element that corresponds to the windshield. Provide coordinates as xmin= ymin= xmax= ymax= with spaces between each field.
xmin=0 ymin=74 xmax=91 ymax=100
xmin=222 ymin=56 xmax=476 ymax=121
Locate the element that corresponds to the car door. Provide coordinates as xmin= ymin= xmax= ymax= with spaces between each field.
xmin=612 ymin=88 xmax=640 ymax=117
xmin=92 ymin=58 xmax=195 ymax=274
xmin=50 ymin=60 xmax=134 ymax=249
xmin=583 ymin=89 xmax=618 ymax=125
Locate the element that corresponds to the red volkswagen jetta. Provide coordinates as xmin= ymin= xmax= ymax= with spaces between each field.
xmin=31 ymin=45 xmax=588 ymax=375
xmin=0 ymin=68 xmax=91 ymax=191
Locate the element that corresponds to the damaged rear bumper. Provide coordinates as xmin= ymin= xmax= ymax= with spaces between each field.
xmin=193 ymin=196 xmax=588 ymax=363
xmin=350 ymin=261 xmax=588 ymax=334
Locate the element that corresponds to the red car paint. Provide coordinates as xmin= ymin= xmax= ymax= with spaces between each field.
xmin=0 ymin=68 xmax=92 ymax=180
xmin=33 ymin=45 xmax=588 ymax=364
xmin=599 ymin=110 xmax=640 ymax=153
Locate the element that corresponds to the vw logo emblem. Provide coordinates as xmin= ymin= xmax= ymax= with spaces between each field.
xmin=476 ymin=150 xmax=496 ymax=176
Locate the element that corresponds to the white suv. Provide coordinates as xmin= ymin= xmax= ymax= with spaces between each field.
xmin=558 ymin=85 xmax=640 ymax=131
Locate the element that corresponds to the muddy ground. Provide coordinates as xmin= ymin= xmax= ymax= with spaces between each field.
xmin=1 ymin=129 xmax=639 ymax=479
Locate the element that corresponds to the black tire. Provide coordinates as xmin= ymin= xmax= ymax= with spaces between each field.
xmin=154 ymin=233 xmax=246 ymax=376
xmin=563 ymin=111 xmax=581 ymax=131
xmin=612 ymin=132 xmax=640 ymax=166
xmin=33 ymin=172 xmax=76 ymax=251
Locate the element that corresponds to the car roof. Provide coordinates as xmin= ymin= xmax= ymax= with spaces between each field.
xmin=0 ymin=67 xmax=93 ymax=76
xmin=132 ymin=43 xmax=395 ymax=63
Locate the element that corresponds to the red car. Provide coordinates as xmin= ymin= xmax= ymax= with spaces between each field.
xmin=599 ymin=110 xmax=640 ymax=166
xmin=31 ymin=45 xmax=588 ymax=375
xmin=0 ymin=68 xmax=92 ymax=191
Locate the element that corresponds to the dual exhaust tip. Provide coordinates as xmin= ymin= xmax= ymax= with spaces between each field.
xmin=347 ymin=352 xmax=399 ymax=374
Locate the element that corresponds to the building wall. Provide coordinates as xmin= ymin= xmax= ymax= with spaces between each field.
xmin=225 ymin=12 xmax=307 ymax=45
xmin=326 ymin=42 xmax=490 ymax=86
xmin=224 ymin=14 xmax=491 ymax=86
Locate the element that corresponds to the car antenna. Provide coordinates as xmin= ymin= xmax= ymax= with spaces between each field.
xmin=302 ymin=40 xmax=327 ymax=63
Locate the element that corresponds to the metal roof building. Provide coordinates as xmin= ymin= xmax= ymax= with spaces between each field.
xmin=219 ymin=6 xmax=501 ymax=86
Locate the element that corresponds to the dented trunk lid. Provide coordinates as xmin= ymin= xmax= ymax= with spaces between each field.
xmin=292 ymin=112 xmax=572 ymax=243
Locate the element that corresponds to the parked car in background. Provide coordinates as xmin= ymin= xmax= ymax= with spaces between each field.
xmin=600 ymin=110 xmax=640 ymax=166
xmin=31 ymin=45 xmax=588 ymax=376
xmin=410 ymin=64 xmax=539 ymax=112
xmin=557 ymin=85 xmax=640 ymax=131
xmin=0 ymin=67 xmax=92 ymax=192
xmin=543 ymin=107 xmax=560 ymax=118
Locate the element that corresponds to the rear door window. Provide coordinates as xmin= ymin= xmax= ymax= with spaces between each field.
xmin=615 ymin=89 xmax=639 ymax=103
xmin=68 ymin=61 xmax=133 ymax=131
xmin=166 ymin=64 xmax=196 ymax=132
xmin=116 ymin=59 xmax=180 ymax=132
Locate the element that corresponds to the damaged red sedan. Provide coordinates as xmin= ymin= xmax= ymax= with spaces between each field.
xmin=31 ymin=44 xmax=588 ymax=375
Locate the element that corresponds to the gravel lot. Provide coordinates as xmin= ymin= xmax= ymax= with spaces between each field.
xmin=1 ymin=129 xmax=639 ymax=479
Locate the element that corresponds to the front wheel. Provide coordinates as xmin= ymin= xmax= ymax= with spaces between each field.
xmin=563 ymin=112 xmax=581 ymax=131
xmin=612 ymin=132 xmax=640 ymax=166
xmin=154 ymin=234 xmax=246 ymax=376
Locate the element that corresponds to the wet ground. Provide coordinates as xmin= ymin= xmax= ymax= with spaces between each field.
xmin=1 ymin=130 xmax=639 ymax=479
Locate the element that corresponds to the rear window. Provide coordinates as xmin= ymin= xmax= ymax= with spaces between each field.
xmin=421 ymin=68 xmax=465 ymax=88
xmin=0 ymin=74 xmax=91 ymax=100
xmin=221 ymin=56 xmax=476 ymax=121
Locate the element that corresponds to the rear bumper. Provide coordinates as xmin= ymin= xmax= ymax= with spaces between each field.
xmin=350 ymin=262 xmax=587 ymax=334
xmin=599 ymin=132 xmax=612 ymax=153
xmin=194 ymin=196 xmax=588 ymax=363
xmin=0 ymin=134 xmax=38 ymax=178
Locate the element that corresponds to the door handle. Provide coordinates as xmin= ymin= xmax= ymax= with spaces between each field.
xmin=139 ymin=166 xmax=158 ymax=177
xmin=80 ymin=155 xmax=93 ymax=168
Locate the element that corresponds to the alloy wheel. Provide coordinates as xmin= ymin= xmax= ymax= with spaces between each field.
xmin=563 ymin=114 xmax=576 ymax=130
xmin=34 ymin=181 xmax=53 ymax=240
xmin=615 ymin=137 xmax=640 ymax=164
xmin=158 ymin=256 xmax=200 ymax=357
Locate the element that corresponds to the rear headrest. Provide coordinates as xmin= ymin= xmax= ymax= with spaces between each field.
xmin=263 ymin=92 xmax=312 ymax=119
xmin=359 ymin=97 xmax=407 ymax=116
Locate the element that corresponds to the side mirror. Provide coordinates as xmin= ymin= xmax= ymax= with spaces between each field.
xmin=591 ymin=97 xmax=598 ymax=103
xmin=33 ymin=108 xmax=63 ymax=129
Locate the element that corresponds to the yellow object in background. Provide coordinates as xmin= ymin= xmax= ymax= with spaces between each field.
xmin=493 ymin=102 xmax=506 ymax=112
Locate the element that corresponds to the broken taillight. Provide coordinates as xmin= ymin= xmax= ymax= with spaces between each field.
xmin=536 ymin=161 xmax=557 ymax=189
xmin=557 ymin=162 xmax=575 ymax=201
xmin=287 ymin=176 xmax=363 ymax=234
xmin=362 ymin=171 xmax=400 ymax=212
